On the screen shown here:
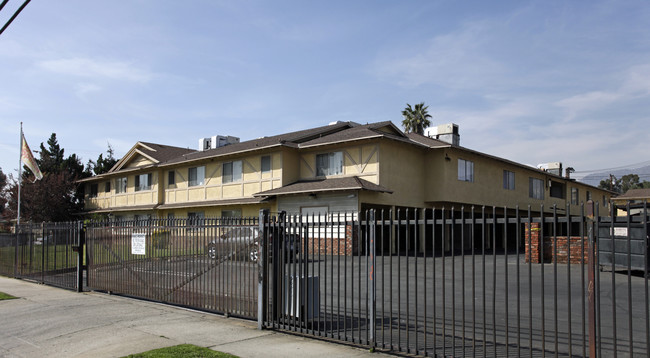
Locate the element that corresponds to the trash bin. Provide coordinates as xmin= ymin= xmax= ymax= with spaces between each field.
xmin=283 ymin=275 xmax=320 ymax=320
xmin=598 ymin=218 xmax=649 ymax=272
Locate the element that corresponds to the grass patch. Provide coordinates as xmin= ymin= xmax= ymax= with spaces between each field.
xmin=0 ymin=291 xmax=17 ymax=300
xmin=123 ymin=344 xmax=238 ymax=358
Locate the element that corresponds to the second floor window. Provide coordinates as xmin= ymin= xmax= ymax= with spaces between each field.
xmin=458 ymin=159 xmax=474 ymax=182
xmin=529 ymin=178 xmax=544 ymax=200
xmin=89 ymin=183 xmax=98 ymax=198
xmin=104 ymin=181 xmax=111 ymax=193
xmin=135 ymin=173 xmax=152 ymax=191
xmin=571 ymin=188 xmax=579 ymax=205
xmin=188 ymin=166 xmax=205 ymax=187
xmin=223 ymin=160 xmax=242 ymax=183
xmin=503 ymin=170 xmax=515 ymax=190
xmin=168 ymin=170 xmax=176 ymax=188
xmin=261 ymin=155 xmax=271 ymax=173
xmin=116 ymin=177 xmax=127 ymax=194
xmin=316 ymin=151 xmax=343 ymax=176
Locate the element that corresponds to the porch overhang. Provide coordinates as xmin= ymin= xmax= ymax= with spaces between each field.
xmin=253 ymin=176 xmax=393 ymax=197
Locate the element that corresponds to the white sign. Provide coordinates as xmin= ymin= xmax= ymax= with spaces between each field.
xmin=131 ymin=233 xmax=146 ymax=255
xmin=613 ymin=227 xmax=628 ymax=237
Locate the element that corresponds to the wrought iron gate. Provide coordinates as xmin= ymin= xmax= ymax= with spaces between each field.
xmin=258 ymin=205 xmax=649 ymax=357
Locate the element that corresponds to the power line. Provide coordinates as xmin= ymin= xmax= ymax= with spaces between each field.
xmin=0 ymin=0 xmax=31 ymax=37
xmin=572 ymin=159 xmax=650 ymax=174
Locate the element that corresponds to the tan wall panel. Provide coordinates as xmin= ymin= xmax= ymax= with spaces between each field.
xmin=206 ymin=186 xmax=222 ymax=199
xmin=244 ymin=182 xmax=261 ymax=197
xmin=222 ymin=184 xmax=242 ymax=198
xmin=188 ymin=188 xmax=205 ymax=201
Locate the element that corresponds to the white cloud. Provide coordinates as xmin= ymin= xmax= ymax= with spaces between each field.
xmin=555 ymin=91 xmax=621 ymax=113
xmin=74 ymin=83 xmax=103 ymax=97
xmin=372 ymin=20 xmax=505 ymax=89
xmin=37 ymin=58 xmax=153 ymax=83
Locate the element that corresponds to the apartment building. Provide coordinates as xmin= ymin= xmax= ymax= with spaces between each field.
xmin=80 ymin=121 xmax=613 ymax=221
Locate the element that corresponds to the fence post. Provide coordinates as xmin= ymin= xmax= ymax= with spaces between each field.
xmin=368 ymin=209 xmax=376 ymax=348
xmin=258 ymin=209 xmax=269 ymax=330
xmin=13 ymin=224 xmax=18 ymax=278
xmin=76 ymin=221 xmax=85 ymax=293
xmin=586 ymin=200 xmax=597 ymax=357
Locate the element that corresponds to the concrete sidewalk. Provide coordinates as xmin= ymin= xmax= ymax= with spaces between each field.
xmin=0 ymin=277 xmax=390 ymax=358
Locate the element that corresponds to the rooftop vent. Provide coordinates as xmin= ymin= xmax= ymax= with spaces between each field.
xmin=426 ymin=123 xmax=460 ymax=146
xmin=537 ymin=162 xmax=563 ymax=176
xmin=198 ymin=135 xmax=240 ymax=151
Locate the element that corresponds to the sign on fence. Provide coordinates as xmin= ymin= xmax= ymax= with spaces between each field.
xmin=131 ymin=233 xmax=146 ymax=255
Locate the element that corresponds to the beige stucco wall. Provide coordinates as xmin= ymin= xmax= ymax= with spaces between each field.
xmin=370 ymin=140 xmax=425 ymax=208
xmin=423 ymin=147 xmax=612 ymax=214
xmin=163 ymin=151 xmax=282 ymax=204
xmin=298 ymin=143 xmax=379 ymax=183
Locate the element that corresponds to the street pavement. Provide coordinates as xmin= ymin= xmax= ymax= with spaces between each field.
xmin=0 ymin=276 xmax=391 ymax=358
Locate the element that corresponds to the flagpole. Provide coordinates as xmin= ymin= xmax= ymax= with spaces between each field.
xmin=17 ymin=122 xmax=23 ymax=226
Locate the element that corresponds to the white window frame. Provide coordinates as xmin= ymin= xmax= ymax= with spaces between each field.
xmin=116 ymin=177 xmax=128 ymax=194
xmin=503 ymin=170 xmax=515 ymax=190
xmin=571 ymin=187 xmax=579 ymax=205
xmin=316 ymin=151 xmax=343 ymax=176
xmin=223 ymin=160 xmax=243 ymax=183
xmin=529 ymin=177 xmax=544 ymax=200
xmin=188 ymin=166 xmax=205 ymax=187
xmin=135 ymin=173 xmax=152 ymax=192
xmin=458 ymin=159 xmax=474 ymax=182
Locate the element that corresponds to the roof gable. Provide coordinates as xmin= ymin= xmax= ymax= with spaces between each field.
xmin=110 ymin=142 xmax=193 ymax=173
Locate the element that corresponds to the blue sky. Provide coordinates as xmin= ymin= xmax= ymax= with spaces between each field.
xmin=1 ymin=0 xmax=650 ymax=182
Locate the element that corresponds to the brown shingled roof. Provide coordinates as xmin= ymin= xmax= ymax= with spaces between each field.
xmin=298 ymin=122 xmax=414 ymax=148
xmin=253 ymin=176 xmax=392 ymax=197
xmin=162 ymin=121 xmax=356 ymax=166
xmin=614 ymin=188 xmax=650 ymax=200
xmin=157 ymin=197 xmax=269 ymax=210
xmin=405 ymin=133 xmax=451 ymax=148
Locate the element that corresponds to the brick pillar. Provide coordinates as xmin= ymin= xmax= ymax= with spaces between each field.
xmin=525 ymin=222 xmax=541 ymax=263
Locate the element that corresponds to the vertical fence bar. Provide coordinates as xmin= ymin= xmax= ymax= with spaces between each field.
xmin=610 ymin=201 xmax=617 ymax=357
xmin=460 ymin=207 xmax=466 ymax=356
xmin=431 ymin=207 xmax=437 ymax=355
xmin=515 ymin=205 xmax=521 ymax=357
xmin=258 ymin=209 xmax=267 ymax=330
xmin=482 ymin=206 xmax=487 ymax=356
xmin=471 ymin=206 xmax=476 ymax=355
xmin=540 ymin=205 xmax=546 ymax=354
xmin=587 ymin=200 xmax=597 ymax=358
xmin=553 ymin=205 xmax=558 ymax=356
xmin=491 ymin=206 xmax=497 ymax=358
xmin=503 ymin=207 xmax=509 ymax=357
xmin=422 ymin=208 xmax=428 ymax=356
xmin=566 ymin=203 xmax=572 ymax=357
xmin=441 ymin=207 xmax=446 ymax=357
xmin=369 ymin=209 xmax=376 ymax=349
xmin=451 ymin=207 xmax=456 ymax=357
xmin=406 ymin=208 xmax=410 ymax=353
xmin=626 ymin=202 xmax=633 ymax=357
xmin=645 ymin=200 xmax=649 ymax=358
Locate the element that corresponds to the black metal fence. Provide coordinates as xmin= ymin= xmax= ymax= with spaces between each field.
xmin=259 ymin=204 xmax=650 ymax=357
xmin=1 ymin=202 xmax=648 ymax=357
xmin=85 ymin=217 xmax=259 ymax=319
xmin=0 ymin=222 xmax=81 ymax=290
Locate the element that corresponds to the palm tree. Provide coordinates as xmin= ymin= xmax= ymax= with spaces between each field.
xmin=401 ymin=102 xmax=432 ymax=135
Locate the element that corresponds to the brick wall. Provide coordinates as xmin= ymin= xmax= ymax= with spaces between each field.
xmin=307 ymin=225 xmax=358 ymax=256
xmin=525 ymin=222 xmax=589 ymax=264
